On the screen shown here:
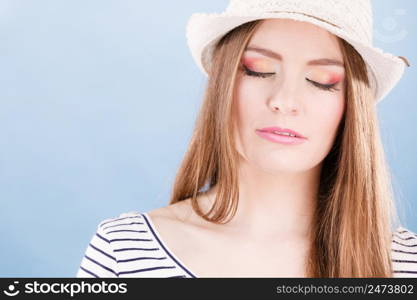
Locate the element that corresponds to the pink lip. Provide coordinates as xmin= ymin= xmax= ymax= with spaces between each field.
xmin=255 ymin=126 xmax=307 ymax=145
xmin=256 ymin=126 xmax=306 ymax=139
xmin=256 ymin=130 xmax=307 ymax=145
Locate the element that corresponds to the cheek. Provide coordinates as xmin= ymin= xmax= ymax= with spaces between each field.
xmin=237 ymin=76 xmax=270 ymax=97
xmin=309 ymin=94 xmax=345 ymax=142
xmin=234 ymin=80 xmax=267 ymax=125
xmin=233 ymin=81 xmax=266 ymax=152
xmin=234 ymin=103 xmax=254 ymax=141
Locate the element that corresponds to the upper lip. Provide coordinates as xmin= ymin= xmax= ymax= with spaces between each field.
xmin=256 ymin=126 xmax=307 ymax=139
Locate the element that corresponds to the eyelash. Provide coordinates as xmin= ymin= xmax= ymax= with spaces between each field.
xmin=241 ymin=64 xmax=340 ymax=92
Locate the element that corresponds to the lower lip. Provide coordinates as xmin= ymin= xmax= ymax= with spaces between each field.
xmin=255 ymin=130 xmax=307 ymax=145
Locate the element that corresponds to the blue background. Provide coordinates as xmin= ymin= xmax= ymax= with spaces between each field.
xmin=0 ymin=0 xmax=416 ymax=277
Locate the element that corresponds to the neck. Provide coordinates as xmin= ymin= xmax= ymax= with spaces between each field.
xmin=205 ymin=159 xmax=321 ymax=240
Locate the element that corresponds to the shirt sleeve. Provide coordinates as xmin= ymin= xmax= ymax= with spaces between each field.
xmin=76 ymin=220 xmax=119 ymax=278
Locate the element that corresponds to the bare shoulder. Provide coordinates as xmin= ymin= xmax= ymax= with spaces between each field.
xmin=142 ymin=193 xmax=220 ymax=265
xmin=145 ymin=192 xmax=215 ymax=234
xmin=146 ymin=198 xmax=192 ymax=225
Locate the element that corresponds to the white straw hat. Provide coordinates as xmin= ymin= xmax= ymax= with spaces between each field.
xmin=186 ymin=0 xmax=410 ymax=103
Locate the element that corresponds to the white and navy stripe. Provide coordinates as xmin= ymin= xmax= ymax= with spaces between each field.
xmin=391 ymin=227 xmax=417 ymax=276
xmin=76 ymin=212 xmax=196 ymax=278
xmin=76 ymin=211 xmax=417 ymax=278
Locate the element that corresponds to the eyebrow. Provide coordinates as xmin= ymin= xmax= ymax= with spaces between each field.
xmin=244 ymin=46 xmax=345 ymax=67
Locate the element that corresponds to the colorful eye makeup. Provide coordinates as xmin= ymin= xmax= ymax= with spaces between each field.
xmin=241 ymin=56 xmax=280 ymax=74
xmin=240 ymin=54 xmax=343 ymax=92
xmin=305 ymin=68 xmax=343 ymax=86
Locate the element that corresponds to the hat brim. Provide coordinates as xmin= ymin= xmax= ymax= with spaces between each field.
xmin=186 ymin=11 xmax=408 ymax=103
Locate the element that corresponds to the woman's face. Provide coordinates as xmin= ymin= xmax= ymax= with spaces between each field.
xmin=234 ymin=18 xmax=346 ymax=174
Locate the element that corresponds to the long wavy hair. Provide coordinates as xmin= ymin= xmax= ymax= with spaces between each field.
xmin=168 ymin=19 xmax=400 ymax=277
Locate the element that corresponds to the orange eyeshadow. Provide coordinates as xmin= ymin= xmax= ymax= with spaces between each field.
xmin=242 ymin=56 xmax=277 ymax=73
xmin=306 ymin=68 xmax=343 ymax=84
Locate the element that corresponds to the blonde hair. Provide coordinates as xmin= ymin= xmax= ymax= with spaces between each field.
xmin=169 ymin=19 xmax=400 ymax=277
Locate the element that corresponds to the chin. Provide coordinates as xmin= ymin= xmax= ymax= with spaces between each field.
xmin=256 ymin=160 xmax=308 ymax=174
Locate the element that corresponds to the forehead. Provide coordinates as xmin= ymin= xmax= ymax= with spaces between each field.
xmin=248 ymin=18 xmax=343 ymax=62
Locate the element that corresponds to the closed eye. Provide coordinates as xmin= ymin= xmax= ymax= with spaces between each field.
xmin=305 ymin=78 xmax=340 ymax=92
xmin=241 ymin=64 xmax=340 ymax=92
xmin=241 ymin=64 xmax=275 ymax=78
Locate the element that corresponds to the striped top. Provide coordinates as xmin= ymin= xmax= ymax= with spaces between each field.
xmin=76 ymin=211 xmax=417 ymax=278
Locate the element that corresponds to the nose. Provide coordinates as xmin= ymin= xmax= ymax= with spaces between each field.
xmin=268 ymin=77 xmax=300 ymax=115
